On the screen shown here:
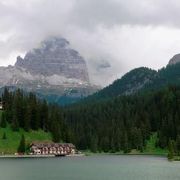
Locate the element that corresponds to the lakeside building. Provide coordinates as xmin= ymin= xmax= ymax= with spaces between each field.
xmin=30 ymin=142 xmax=76 ymax=155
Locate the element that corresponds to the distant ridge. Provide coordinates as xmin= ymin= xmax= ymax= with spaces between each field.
xmin=83 ymin=54 xmax=180 ymax=102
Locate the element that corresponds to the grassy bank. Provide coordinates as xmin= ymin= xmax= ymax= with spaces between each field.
xmin=143 ymin=133 xmax=167 ymax=155
xmin=0 ymin=126 xmax=52 ymax=154
xmin=0 ymin=110 xmax=52 ymax=154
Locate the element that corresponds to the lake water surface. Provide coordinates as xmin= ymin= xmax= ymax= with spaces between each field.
xmin=0 ymin=155 xmax=180 ymax=180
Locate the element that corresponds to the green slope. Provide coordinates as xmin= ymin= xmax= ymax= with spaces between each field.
xmin=144 ymin=133 xmax=167 ymax=155
xmin=82 ymin=63 xmax=180 ymax=103
xmin=0 ymin=125 xmax=52 ymax=154
xmin=83 ymin=67 xmax=157 ymax=102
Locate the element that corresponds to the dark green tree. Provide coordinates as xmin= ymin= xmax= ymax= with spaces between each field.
xmin=176 ymin=135 xmax=180 ymax=155
xmin=90 ymin=135 xmax=98 ymax=153
xmin=123 ymin=132 xmax=129 ymax=153
xmin=0 ymin=112 xmax=7 ymax=128
xmin=168 ymin=140 xmax=174 ymax=160
xmin=17 ymin=134 xmax=26 ymax=153
xmin=2 ymin=132 xmax=7 ymax=140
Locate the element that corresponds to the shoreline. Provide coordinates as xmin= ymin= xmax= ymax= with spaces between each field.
xmin=0 ymin=153 xmax=167 ymax=159
xmin=0 ymin=153 xmax=85 ymax=159
xmin=82 ymin=151 xmax=168 ymax=157
xmin=1 ymin=153 xmax=180 ymax=162
xmin=0 ymin=155 xmax=55 ymax=159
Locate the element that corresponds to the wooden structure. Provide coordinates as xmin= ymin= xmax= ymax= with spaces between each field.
xmin=30 ymin=142 xmax=76 ymax=156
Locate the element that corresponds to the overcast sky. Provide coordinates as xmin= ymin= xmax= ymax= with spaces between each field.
xmin=0 ymin=0 xmax=180 ymax=86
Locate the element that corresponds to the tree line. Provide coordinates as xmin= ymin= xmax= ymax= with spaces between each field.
xmin=64 ymin=85 xmax=180 ymax=154
xmin=0 ymin=88 xmax=71 ymax=143
xmin=1 ymin=86 xmax=180 ymax=155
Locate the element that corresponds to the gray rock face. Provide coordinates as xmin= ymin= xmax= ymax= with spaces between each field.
xmin=168 ymin=54 xmax=180 ymax=65
xmin=15 ymin=37 xmax=89 ymax=82
xmin=0 ymin=37 xmax=99 ymax=103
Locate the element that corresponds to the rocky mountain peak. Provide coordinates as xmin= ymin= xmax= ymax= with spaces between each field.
xmin=15 ymin=37 xmax=89 ymax=83
xmin=41 ymin=37 xmax=70 ymax=50
xmin=168 ymin=54 xmax=180 ymax=65
xmin=0 ymin=37 xmax=99 ymax=104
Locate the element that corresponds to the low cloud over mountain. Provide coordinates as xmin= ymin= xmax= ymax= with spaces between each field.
xmin=1 ymin=0 xmax=180 ymax=85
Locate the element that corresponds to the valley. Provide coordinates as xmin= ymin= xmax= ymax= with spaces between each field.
xmin=2 ymin=1 xmax=180 ymax=180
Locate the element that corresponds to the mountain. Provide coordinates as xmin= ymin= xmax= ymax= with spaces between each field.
xmin=85 ymin=67 xmax=157 ymax=101
xmin=0 ymin=37 xmax=99 ymax=104
xmin=15 ymin=38 xmax=89 ymax=82
xmin=168 ymin=54 xmax=180 ymax=65
xmin=85 ymin=54 xmax=180 ymax=101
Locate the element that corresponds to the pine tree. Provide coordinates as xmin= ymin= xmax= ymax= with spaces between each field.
xmin=0 ymin=112 xmax=7 ymax=128
xmin=52 ymin=122 xmax=61 ymax=143
xmin=123 ymin=132 xmax=129 ymax=153
xmin=24 ymin=105 xmax=31 ymax=132
xmin=11 ymin=116 xmax=19 ymax=131
xmin=90 ymin=135 xmax=98 ymax=153
xmin=2 ymin=132 xmax=7 ymax=140
xmin=40 ymin=100 xmax=49 ymax=131
xmin=17 ymin=134 xmax=26 ymax=153
xmin=176 ymin=135 xmax=180 ymax=155
xmin=168 ymin=140 xmax=174 ymax=160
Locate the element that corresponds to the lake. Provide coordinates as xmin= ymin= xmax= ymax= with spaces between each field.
xmin=0 ymin=155 xmax=180 ymax=180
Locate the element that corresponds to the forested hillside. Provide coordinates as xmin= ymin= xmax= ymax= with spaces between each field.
xmin=0 ymin=88 xmax=72 ymax=143
xmin=84 ymin=63 xmax=180 ymax=103
xmin=85 ymin=67 xmax=157 ymax=101
xmin=1 ymin=85 xmax=180 ymax=155
xmin=64 ymin=85 xmax=180 ymax=154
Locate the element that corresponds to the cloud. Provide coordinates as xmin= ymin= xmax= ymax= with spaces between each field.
xmin=0 ymin=0 xmax=180 ymax=86
xmin=70 ymin=0 xmax=180 ymax=28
